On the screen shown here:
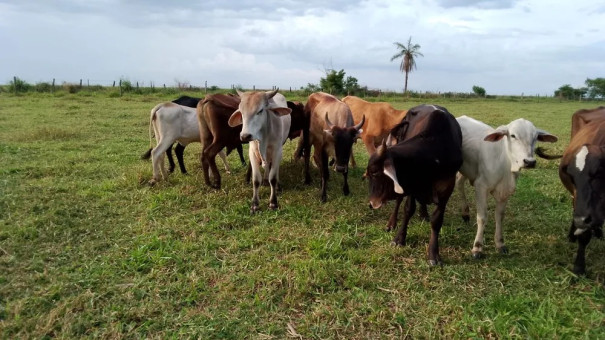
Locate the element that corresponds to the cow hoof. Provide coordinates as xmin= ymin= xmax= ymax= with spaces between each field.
xmin=428 ymin=259 xmax=442 ymax=267
xmin=225 ymin=170 xmax=232 ymax=175
xmin=320 ymin=195 xmax=327 ymax=203
xmin=343 ymin=188 xmax=350 ymax=196
xmin=498 ymin=246 xmax=509 ymax=255
xmin=390 ymin=240 xmax=405 ymax=247
xmin=471 ymin=252 xmax=484 ymax=260
xmin=250 ymin=205 xmax=261 ymax=214
xmin=462 ymin=215 xmax=470 ymax=223
xmin=148 ymin=179 xmax=157 ymax=186
xmin=269 ymin=203 xmax=278 ymax=210
xmin=572 ymin=265 xmax=586 ymax=276
xmin=385 ymin=225 xmax=393 ymax=232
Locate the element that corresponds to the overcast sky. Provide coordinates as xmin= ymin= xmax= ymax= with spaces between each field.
xmin=1 ymin=0 xmax=603 ymax=95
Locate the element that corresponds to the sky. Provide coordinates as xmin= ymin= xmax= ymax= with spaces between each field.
xmin=0 ymin=0 xmax=603 ymax=95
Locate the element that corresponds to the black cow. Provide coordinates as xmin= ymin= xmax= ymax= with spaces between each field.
xmin=559 ymin=107 xmax=605 ymax=275
xmin=365 ymin=104 xmax=463 ymax=265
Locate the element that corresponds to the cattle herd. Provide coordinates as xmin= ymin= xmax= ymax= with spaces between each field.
xmin=142 ymin=91 xmax=605 ymax=275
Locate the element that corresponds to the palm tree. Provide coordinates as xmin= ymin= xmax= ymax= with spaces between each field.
xmin=390 ymin=37 xmax=423 ymax=94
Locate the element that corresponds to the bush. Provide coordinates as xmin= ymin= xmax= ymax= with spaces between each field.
xmin=8 ymin=77 xmax=31 ymax=93
xmin=35 ymin=82 xmax=52 ymax=93
xmin=62 ymin=82 xmax=80 ymax=94
xmin=120 ymin=79 xmax=133 ymax=93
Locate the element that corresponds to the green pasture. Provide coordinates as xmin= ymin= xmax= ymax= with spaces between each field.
xmin=0 ymin=91 xmax=604 ymax=338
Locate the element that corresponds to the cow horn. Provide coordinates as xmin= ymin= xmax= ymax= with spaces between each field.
xmin=266 ymin=89 xmax=279 ymax=99
xmin=325 ymin=112 xmax=335 ymax=129
xmin=386 ymin=134 xmax=393 ymax=146
xmin=236 ymin=89 xmax=244 ymax=97
xmin=377 ymin=138 xmax=387 ymax=157
xmin=354 ymin=114 xmax=365 ymax=131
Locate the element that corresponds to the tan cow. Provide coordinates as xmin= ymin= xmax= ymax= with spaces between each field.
xmin=342 ymin=96 xmax=407 ymax=155
xmin=302 ymin=92 xmax=364 ymax=202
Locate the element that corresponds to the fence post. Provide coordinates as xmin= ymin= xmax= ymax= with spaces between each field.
xmin=119 ymin=79 xmax=122 ymax=97
xmin=87 ymin=79 xmax=89 ymax=87
xmin=205 ymin=81 xmax=207 ymax=94
xmin=136 ymin=81 xmax=139 ymax=90
xmin=79 ymin=79 xmax=82 ymax=88
xmin=13 ymin=76 xmax=17 ymax=95
xmin=52 ymin=78 xmax=55 ymax=93
xmin=112 ymin=80 xmax=115 ymax=87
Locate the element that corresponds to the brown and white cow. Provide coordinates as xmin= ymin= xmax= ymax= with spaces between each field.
xmin=302 ymin=92 xmax=364 ymax=202
xmin=342 ymin=95 xmax=407 ymax=156
xmin=365 ymin=104 xmax=463 ymax=266
xmin=559 ymin=107 xmax=605 ymax=275
xmin=197 ymin=94 xmax=242 ymax=189
xmin=228 ymin=90 xmax=291 ymax=213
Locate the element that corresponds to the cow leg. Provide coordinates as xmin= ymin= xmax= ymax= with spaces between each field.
xmin=166 ymin=144 xmax=176 ymax=173
xmin=268 ymin=151 xmax=282 ymax=210
xmin=320 ymin=149 xmax=329 ymax=203
xmin=349 ymin=149 xmax=356 ymax=168
xmin=363 ymin=136 xmax=376 ymax=155
xmin=573 ymin=230 xmax=592 ymax=275
xmin=249 ymin=144 xmax=262 ymax=213
xmin=303 ymin=141 xmax=312 ymax=185
xmin=418 ymin=203 xmax=429 ymax=221
xmin=456 ymin=173 xmax=470 ymax=223
xmin=174 ymin=143 xmax=187 ymax=174
xmin=386 ymin=195 xmax=403 ymax=232
xmin=236 ymin=144 xmax=246 ymax=166
xmin=393 ymin=197 xmax=416 ymax=246
xmin=342 ymin=171 xmax=350 ymax=196
xmin=217 ymin=150 xmax=231 ymax=174
xmin=471 ymin=186 xmax=489 ymax=259
xmin=427 ymin=200 xmax=447 ymax=266
xmin=494 ymin=198 xmax=508 ymax=254
xmin=150 ymin=139 xmax=172 ymax=184
xmin=203 ymin=142 xmax=223 ymax=189
xmin=245 ymin=162 xmax=252 ymax=184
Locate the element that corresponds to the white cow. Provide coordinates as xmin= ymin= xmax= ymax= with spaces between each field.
xmin=455 ymin=116 xmax=558 ymax=258
xmin=228 ymin=90 xmax=292 ymax=213
xmin=147 ymin=103 xmax=231 ymax=185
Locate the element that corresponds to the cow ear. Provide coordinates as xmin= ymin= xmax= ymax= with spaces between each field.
xmin=484 ymin=129 xmax=508 ymax=142
xmin=228 ymin=110 xmax=243 ymax=127
xmin=236 ymin=89 xmax=245 ymax=97
xmin=537 ymin=130 xmax=558 ymax=143
xmin=269 ymin=105 xmax=292 ymax=116
xmin=383 ymin=161 xmax=404 ymax=194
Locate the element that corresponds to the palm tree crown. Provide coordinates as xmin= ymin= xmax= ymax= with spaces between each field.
xmin=391 ymin=36 xmax=423 ymax=93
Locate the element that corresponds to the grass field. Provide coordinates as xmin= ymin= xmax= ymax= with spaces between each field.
xmin=0 ymin=91 xmax=604 ymax=338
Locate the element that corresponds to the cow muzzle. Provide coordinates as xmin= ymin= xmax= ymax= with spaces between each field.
xmin=573 ymin=215 xmax=592 ymax=230
xmin=240 ymin=133 xmax=253 ymax=142
xmin=369 ymin=199 xmax=382 ymax=210
xmin=523 ymin=159 xmax=536 ymax=168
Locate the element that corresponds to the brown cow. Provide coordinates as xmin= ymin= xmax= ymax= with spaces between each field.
xmin=365 ymin=104 xmax=463 ymax=265
xmin=342 ymin=95 xmax=407 ymax=155
xmin=197 ymin=94 xmax=242 ymax=189
xmin=302 ymin=92 xmax=364 ymax=202
xmin=559 ymin=107 xmax=605 ymax=275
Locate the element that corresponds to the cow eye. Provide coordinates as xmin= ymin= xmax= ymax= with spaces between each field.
xmin=510 ymin=134 xmax=516 ymax=139
xmin=257 ymin=108 xmax=263 ymax=115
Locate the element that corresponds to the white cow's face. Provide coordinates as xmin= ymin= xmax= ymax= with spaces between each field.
xmin=485 ymin=119 xmax=558 ymax=172
xmin=228 ymin=90 xmax=291 ymax=142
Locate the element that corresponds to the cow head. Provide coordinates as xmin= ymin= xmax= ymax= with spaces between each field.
xmin=324 ymin=113 xmax=364 ymax=173
xmin=228 ymin=89 xmax=291 ymax=142
xmin=484 ymin=118 xmax=557 ymax=172
xmin=365 ymin=139 xmax=404 ymax=209
xmin=564 ymin=144 xmax=605 ymax=236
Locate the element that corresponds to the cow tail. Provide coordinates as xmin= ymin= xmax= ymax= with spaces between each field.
xmin=535 ymin=147 xmax=562 ymax=160
xmin=142 ymin=104 xmax=162 ymax=160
